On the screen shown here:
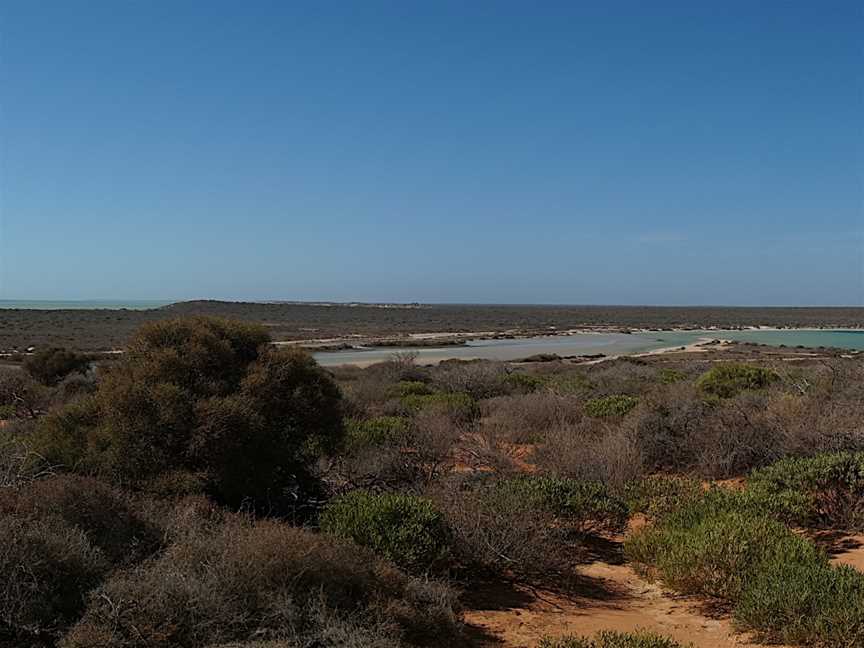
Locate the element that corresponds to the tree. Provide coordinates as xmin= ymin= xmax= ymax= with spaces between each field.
xmin=32 ymin=317 xmax=344 ymax=511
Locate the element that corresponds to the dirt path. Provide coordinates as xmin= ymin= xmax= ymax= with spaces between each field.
xmin=464 ymin=532 xmax=864 ymax=648
xmin=464 ymin=562 xmax=774 ymax=647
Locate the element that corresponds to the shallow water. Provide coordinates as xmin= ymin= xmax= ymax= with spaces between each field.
xmin=0 ymin=300 xmax=170 ymax=310
xmin=313 ymin=329 xmax=864 ymax=366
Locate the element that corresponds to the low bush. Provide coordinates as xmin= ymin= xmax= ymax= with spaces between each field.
xmin=400 ymin=392 xmax=479 ymax=422
xmin=747 ymin=451 xmax=864 ymax=530
xmin=61 ymin=516 xmax=461 ymax=648
xmin=626 ymin=492 xmax=864 ymax=646
xmin=0 ymin=474 xmax=161 ymax=565
xmin=657 ymin=368 xmax=686 ymax=384
xmin=624 ymin=475 xmax=703 ymax=521
xmin=388 ymin=381 xmax=433 ymax=397
xmin=585 ymin=395 xmax=639 ymax=418
xmin=345 ymin=416 xmax=409 ymax=451
xmin=320 ymin=491 xmax=450 ymax=573
xmin=695 ymin=363 xmax=778 ymax=399
xmin=24 ymin=347 xmax=91 ymax=386
xmin=539 ymin=630 xmax=692 ymax=648
xmin=491 ymin=475 xmax=628 ymax=536
xmin=502 ymin=372 xmax=547 ymax=393
xmin=1 ymin=516 xmax=108 ymax=640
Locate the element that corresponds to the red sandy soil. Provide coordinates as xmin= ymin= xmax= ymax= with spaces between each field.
xmin=463 ymin=532 xmax=864 ymax=648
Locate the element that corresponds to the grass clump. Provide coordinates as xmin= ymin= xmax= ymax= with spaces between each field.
xmin=626 ymin=490 xmax=864 ymax=646
xmin=539 ymin=629 xmax=692 ymax=648
xmin=695 ymin=363 xmax=778 ymax=398
xmin=320 ymin=491 xmax=450 ymax=573
xmin=585 ymin=395 xmax=639 ymax=418
xmin=747 ymin=451 xmax=864 ymax=530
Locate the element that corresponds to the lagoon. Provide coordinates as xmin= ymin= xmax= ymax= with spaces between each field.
xmin=313 ymin=329 xmax=864 ymax=366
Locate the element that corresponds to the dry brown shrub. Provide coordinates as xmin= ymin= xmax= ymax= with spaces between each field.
xmin=431 ymin=361 xmax=508 ymax=399
xmin=61 ymin=515 xmax=460 ymax=648
xmin=481 ymin=392 xmax=583 ymax=443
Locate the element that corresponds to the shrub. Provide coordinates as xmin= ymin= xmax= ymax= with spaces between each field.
xmin=695 ymin=363 xmax=778 ymax=399
xmin=431 ymin=361 xmax=509 ymax=399
xmin=747 ymin=451 xmax=864 ymax=530
xmin=345 ymin=416 xmax=409 ymax=451
xmin=491 ymin=475 xmax=628 ymax=536
xmin=539 ymin=630 xmax=692 ymax=648
xmin=0 ymin=369 xmax=49 ymax=419
xmin=61 ymin=516 xmax=460 ymax=648
xmin=30 ymin=317 xmax=344 ymax=511
xmin=657 ymin=368 xmax=686 ymax=384
xmin=0 ymin=516 xmax=108 ymax=640
xmin=502 ymin=372 xmax=546 ymax=393
xmin=388 ymin=381 xmax=433 ymax=397
xmin=481 ymin=392 xmax=583 ymax=443
xmin=585 ymin=395 xmax=639 ymax=418
xmin=626 ymin=492 xmax=864 ymax=646
xmin=320 ymin=491 xmax=450 ymax=572
xmin=24 ymin=348 xmax=91 ymax=386
xmin=624 ymin=475 xmax=703 ymax=521
xmin=0 ymin=474 xmax=161 ymax=565
xmin=400 ymin=392 xmax=479 ymax=422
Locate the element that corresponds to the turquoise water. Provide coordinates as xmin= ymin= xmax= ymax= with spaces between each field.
xmin=0 ymin=300 xmax=170 ymax=310
xmin=313 ymin=329 xmax=864 ymax=366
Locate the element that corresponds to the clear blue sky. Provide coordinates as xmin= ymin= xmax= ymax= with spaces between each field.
xmin=1 ymin=1 xmax=861 ymax=305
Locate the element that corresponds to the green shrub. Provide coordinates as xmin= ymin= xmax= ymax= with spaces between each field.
xmin=626 ymin=492 xmax=864 ymax=646
xmin=491 ymin=475 xmax=628 ymax=535
xmin=657 ymin=368 xmax=686 ymax=384
xmin=320 ymin=491 xmax=450 ymax=572
xmin=388 ymin=380 xmax=433 ymax=397
xmin=747 ymin=451 xmax=864 ymax=530
xmin=539 ymin=630 xmax=692 ymax=648
xmin=585 ymin=395 xmax=639 ymax=418
xmin=735 ymin=560 xmax=864 ymax=646
xmin=547 ymin=372 xmax=592 ymax=394
xmin=695 ymin=363 xmax=778 ymax=398
xmin=344 ymin=416 xmax=409 ymax=451
xmin=502 ymin=372 xmax=546 ymax=392
xmin=624 ymin=475 xmax=703 ymax=521
xmin=400 ymin=392 xmax=479 ymax=422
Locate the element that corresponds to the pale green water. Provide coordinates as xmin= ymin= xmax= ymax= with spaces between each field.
xmin=313 ymin=329 xmax=864 ymax=366
xmin=0 ymin=300 xmax=170 ymax=310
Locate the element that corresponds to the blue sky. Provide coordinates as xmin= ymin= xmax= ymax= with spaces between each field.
xmin=1 ymin=1 xmax=861 ymax=305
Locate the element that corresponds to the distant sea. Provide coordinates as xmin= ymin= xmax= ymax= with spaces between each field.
xmin=0 ymin=300 xmax=171 ymax=310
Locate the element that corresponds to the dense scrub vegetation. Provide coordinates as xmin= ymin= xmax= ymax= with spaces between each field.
xmin=1 ymin=316 xmax=864 ymax=647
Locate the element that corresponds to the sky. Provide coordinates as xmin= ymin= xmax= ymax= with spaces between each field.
xmin=0 ymin=1 xmax=861 ymax=306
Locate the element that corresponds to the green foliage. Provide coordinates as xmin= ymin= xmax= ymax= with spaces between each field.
xmin=320 ymin=491 xmax=450 ymax=572
xmin=625 ymin=491 xmax=864 ymax=646
xmin=695 ymin=363 xmax=778 ymax=398
xmin=547 ymin=372 xmax=592 ymax=394
xmin=539 ymin=630 xmax=692 ymax=648
xmin=491 ymin=475 xmax=629 ymax=535
xmin=503 ymin=372 xmax=547 ymax=392
xmin=584 ymin=395 xmax=639 ymax=418
xmin=30 ymin=317 xmax=344 ymax=511
xmin=624 ymin=475 xmax=703 ymax=521
xmin=24 ymin=347 xmax=91 ymax=386
xmin=344 ymin=416 xmax=408 ymax=451
xmin=657 ymin=368 xmax=686 ymax=384
xmin=747 ymin=451 xmax=864 ymax=530
xmin=400 ymin=391 xmax=479 ymax=422
xmin=387 ymin=380 xmax=433 ymax=397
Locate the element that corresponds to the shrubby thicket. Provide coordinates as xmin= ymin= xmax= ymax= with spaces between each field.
xmin=2 ymin=321 xmax=864 ymax=647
